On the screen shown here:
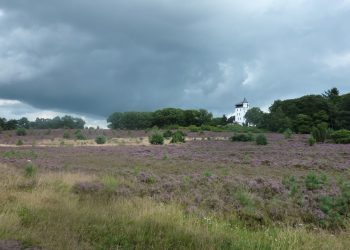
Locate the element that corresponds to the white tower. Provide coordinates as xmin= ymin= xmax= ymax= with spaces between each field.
xmin=233 ymin=98 xmax=250 ymax=125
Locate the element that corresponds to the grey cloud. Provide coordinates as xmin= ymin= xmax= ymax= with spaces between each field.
xmin=0 ymin=0 xmax=350 ymax=118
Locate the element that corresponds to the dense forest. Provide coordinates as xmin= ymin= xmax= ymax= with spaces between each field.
xmin=0 ymin=116 xmax=85 ymax=131
xmin=107 ymin=108 xmax=230 ymax=129
xmin=245 ymin=88 xmax=350 ymax=133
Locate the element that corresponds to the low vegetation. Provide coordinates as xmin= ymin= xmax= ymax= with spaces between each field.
xmin=95 ymin=135 xmax=107 ymax=144
xmin=170 ymin=131 xmax=186 ymax=143
xmin=149 ymin=132 xmax=164 ymax=145
xmin=308 ymin=136 xmax=316 ymax=146
xmin=75 ymin=130 xmax=87 ymax=140
xmin=231 ymin=133 xmax=254 ymax=142
xmin=255 ymin=134 xmax=268 ymax=145
xmin=16 ymin=128 xmax=27 ymax=136
xmin=331 ymin=129 xmax=350 ymax=144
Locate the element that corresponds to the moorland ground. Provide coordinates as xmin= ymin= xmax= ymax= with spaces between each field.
xmin=0 ymin=129 xmax=349 ymax=249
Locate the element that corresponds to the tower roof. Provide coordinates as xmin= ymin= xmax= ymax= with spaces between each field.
xmin=235 ymin=97 xmax=248 ymax=107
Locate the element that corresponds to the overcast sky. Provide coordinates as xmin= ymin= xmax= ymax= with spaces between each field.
xmin=0 ymin=0 xmax=350 ymax=127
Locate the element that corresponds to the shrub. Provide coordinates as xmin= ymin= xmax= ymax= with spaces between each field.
xmin=75 ymin=130 xmax=87 ymax=140
xmin=188 ymin=125 xmax=200 ymax=132
xmin=235 ymin=190 xmax=254 ymax=208
xmin=318 ymin=181 xmax=350 ymax=228
xmin=16 ymin=128 xmax=27 ymax=136
xmin=149 ymin=133 xmax=164 ymax=145
xmin=25 ymin=163 xmax=37 ymax=178
xmin=163 ymin=130 xmax=173 ymax=139
xmin=311 ymin=124 xmax=327 ymax=143
xmin=16 ymin=140 xmax=24 ymax=146
xmin=255 ymin=134 xmax=267 ymax=145
xmin=170 ymin=131 xmax=185 ymax=143
xmin=305 ymin=171 xmax=326 ymax=190
xmin=282 ymin=175 xmax=299 ymax=197
xmin=95 ymin=135 xmax=107 ymax=144
xmin=200 ymin=124 xmax=213 ymax=131
xmin=283 ymin=128 xmax=293 ymax=139
xmin=331 ymin=129 xmax=350 ymax=144
xmin=63 ymin=131 xmax=71 ymax=139
xmin=203 ymin=170 xmax=212 ymax=178
xmin=231 ymin=133 xmax=254 ymax=142
xmin=308 ymin=136 xmax=316 ymax=146
xmin=164 ymin=124 xmax=179 ymax=130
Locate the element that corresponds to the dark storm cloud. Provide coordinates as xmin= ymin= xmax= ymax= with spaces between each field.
xmin=0 ymin=0 xmax=350 ymax=118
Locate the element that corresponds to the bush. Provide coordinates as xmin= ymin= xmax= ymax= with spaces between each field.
xmin=164 ymin=124 xmax=179 ymax=130
xmin=149 ymin=133 xmax=164 ymax=145
xmin=311 ymin=124 xmax=327 ymax=143
xmin=16 ymin=128 xmax=27 ymax=136
xmin=282 ymin=175 xmax=299 ymax=197
xmin=170 ymin=131 xmax=185 ymax=143
xmin=200 ymin=124 xmax=213 ymax=131
xmin=231 ymin=133 xmax=254 ymax=142
xmin=255 ymin=134 xmax=267 ymax=145
xmin=75 ymin=130 xmax=87 ymax=140
xmin=16 ymin=140 xmax=24 ymax=146
xmin=188 ymin=125 xmax=200 ymax=132
xmin=95 ymin=135 xmax=107 ymax=144
xmin=283 ymin=128 xmax=293 ymax=139
xmin=25 ymin=163 xmax=37 ymax=177
xmin=331 ymin=129 xmax=350 ymax=144
xmin=318 ymin=181 xmax=350 ymax=228
xmin=305 ymin=172 xmax=326 ymax=190
xmin=163 ymin=130 xmax=173 ymax=139
xmin=308 ymin=136 xmax=316 ymax=146
xmin=63 ymin=131 xmax=71 ymax=139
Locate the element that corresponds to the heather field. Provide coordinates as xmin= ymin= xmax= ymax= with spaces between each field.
xmin=0 ymin=129 xmax=350 ymax=249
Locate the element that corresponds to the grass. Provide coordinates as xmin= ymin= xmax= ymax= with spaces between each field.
xmin=1 ymin=150 xmax=38 ymax=160
xmin=0 ymin=166 xmax=350 ymax=249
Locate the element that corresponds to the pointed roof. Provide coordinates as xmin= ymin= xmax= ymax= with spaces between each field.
xmin=235 ymin=97 xmax=249 ymax=106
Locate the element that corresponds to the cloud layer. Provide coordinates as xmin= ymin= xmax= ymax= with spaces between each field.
xmin=0 ymin=0 xmax=350 ymax=119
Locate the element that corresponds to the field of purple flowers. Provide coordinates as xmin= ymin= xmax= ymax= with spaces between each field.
xmin=1 ymin=130 xmax=349 ymax=231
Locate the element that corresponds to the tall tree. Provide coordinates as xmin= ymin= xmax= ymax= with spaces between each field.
xmin=244 ymin=107 xmax=264 ymax=126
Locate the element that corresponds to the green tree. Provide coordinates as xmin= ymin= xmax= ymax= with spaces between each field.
xmin=197 ymin=109 xmax=213 ymax=125
xmin=323 ymin=87 xmax=340 ymax=104
xmin=244 ymin=107 xmax=264 ymax=126
xmin=294 ymin=114 xmax=313 ymax=134
xmin=18 ymin=117 xmax=30 ymax=129
xmin=153 ymin=108 xmax=185 ymax=127
xmin=335 ymin=93 xmax=350 ymax=130
xmin=263 ymin=108 xmax=292 ymax=132
xmin=4 ymin=119 xmax=18 ymax=130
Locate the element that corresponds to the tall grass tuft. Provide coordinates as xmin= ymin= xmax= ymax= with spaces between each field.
xmin=25 ymin=163 xmax=37 ymax=178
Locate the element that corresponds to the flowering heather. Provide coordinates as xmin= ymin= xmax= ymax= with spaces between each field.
xmin=0 ymin=130 xmax=349 ymax=228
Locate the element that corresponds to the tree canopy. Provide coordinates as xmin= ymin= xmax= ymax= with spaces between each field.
xmin=245 ymin=88 xmax=350 ymax=133
xmin=0 ymin=115 xmax=85 ymax=131
xmin=107 ymin=108 xmax=215 ymax=129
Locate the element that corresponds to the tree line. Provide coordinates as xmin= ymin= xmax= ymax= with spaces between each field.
xmin=1 ymin=87 xmax=348 ymax=133
xmin=245 ymin=88 xmax=350 ymax=133
xmin=0 ymin=115 xmax=85 ymax=131
xmin=107 ymin=108 xmax=230 ymax=129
